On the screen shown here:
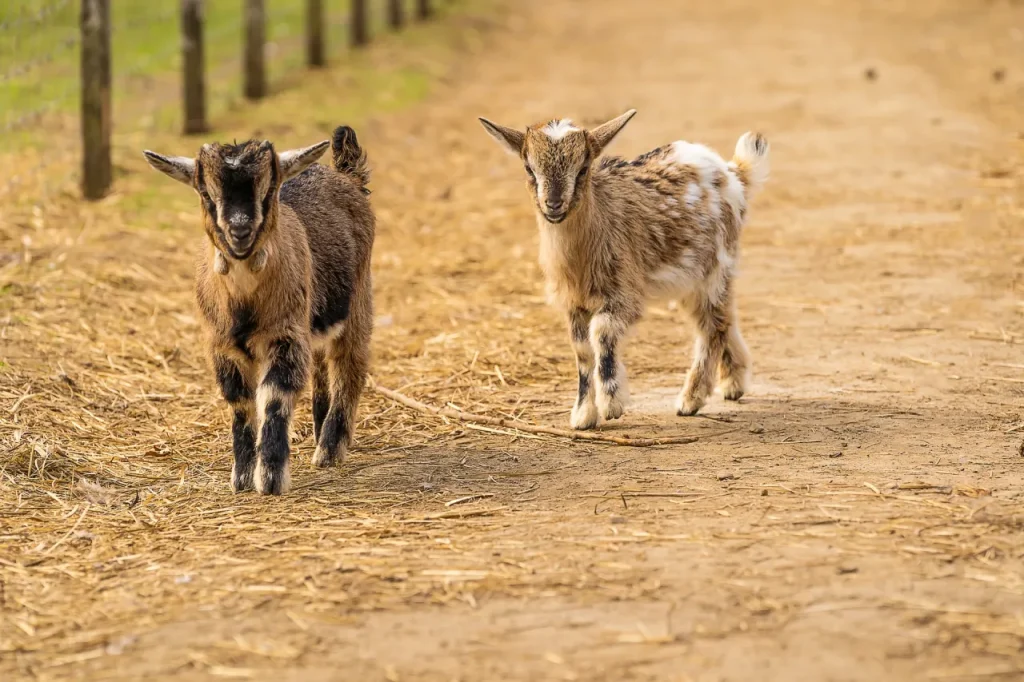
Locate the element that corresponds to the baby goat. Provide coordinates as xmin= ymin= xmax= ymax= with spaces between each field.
xmin=480 ymin=111 xmax=769 ymax=429
xmin=144 ymin=126 xmax=374 ymax=494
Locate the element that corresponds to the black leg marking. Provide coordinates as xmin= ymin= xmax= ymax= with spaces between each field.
xmin=230 ymin=303 xmax=258 ymax=360
xmin=231 ymin=409 xmax=256 ymax=491
xmin=263 ymin=337 xmax=307 ymax=393
xmin=313 ymin=392 xmax=329 ymax=443
xmin=576 ymin=368 xmax=591 ymax=406
xmin=258 ymin=399 xmax=290 ymax=495
xmin=316 ymin=407 xmax=349 ymax=467
xmin=215 ymin=357 xmax=251 ymax=403
xmin=598 ymin=337 xmax=617 ymax=393
xmin=312 ymin=353 xmax=329 ymax=442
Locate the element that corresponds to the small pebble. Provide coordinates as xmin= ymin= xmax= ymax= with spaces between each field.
xmin=864 ymin=67 xmax=878 ymax=81
xmin=749 ymin=425 xmax=765 ymax=434
xmin=829 ymin=451 xmax=843 ymax=458
xmin=717 ymin=472 xmax=737 ymax=481
xmin=837 ymin=566 xmax=859 ymax=575
xmin=609 ymin=515 xmax=627 ymax=525
xmin=760 ymin=489 xmax=768 ymax=497
xmin=992 ymin=68 xmax=1006 ymax=82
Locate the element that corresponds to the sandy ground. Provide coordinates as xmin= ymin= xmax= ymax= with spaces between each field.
xmin=2 ymin=0 xmax=1024 ymax=680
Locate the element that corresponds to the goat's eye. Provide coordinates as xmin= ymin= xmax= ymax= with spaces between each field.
xmin=577 ymin=165 xmax=588 ymax=179
xmin=524 ymin=165 xmax=535 ymax=179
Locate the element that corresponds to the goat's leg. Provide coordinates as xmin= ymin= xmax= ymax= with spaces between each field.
xmin=214 ymin=353 xmax=257 ymax=492
xmin=677 ymin=291 xmax=731 ymax=416
xmin=568 ymin=307 xmax=597 ymax=430
xmin=312 ymin=350 xmax=329 ymax=443
xmin=314 ymin=315 xmax=370 ymax=468
xmin=255 ymin=335 xmax=310 ymax=495
xmin=718 ymin=300 xmax=751 ymax=401
xmin=590 ymin=303 xmax=640 ymax=422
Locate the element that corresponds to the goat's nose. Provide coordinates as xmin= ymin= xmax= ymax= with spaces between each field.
xmin=227 ymin=215 xmax=253 ymax=240
xmin=229 ymin=225 xmax=252 ymax=240
xmin=545 ymin=198 xmax=564 ymax=211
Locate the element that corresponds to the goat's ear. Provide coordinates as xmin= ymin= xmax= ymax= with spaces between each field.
xmin=278 ymin=140 xmax=330 ymax=182
xmin=479 ymin=118 xmax=525 ymax=156
xmin=589 ymin=109 xmax=637 ymax=154
xmin=143 ymin=151 xmax=195 ymax=185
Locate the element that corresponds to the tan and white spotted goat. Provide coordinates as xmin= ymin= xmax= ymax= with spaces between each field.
xmin=480 ymin=110 xmax=769 ymax=429
xmin=144 ymin=126 xmax=374 ymax=494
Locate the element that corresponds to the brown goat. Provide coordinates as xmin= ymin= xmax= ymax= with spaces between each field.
xmin=480 ymin=111 xmax=769 ymax=429
xmin=144 ymin=126 xmax=374 ymax=494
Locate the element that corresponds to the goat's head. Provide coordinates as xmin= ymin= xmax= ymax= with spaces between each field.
xmin=479 ymin=110 xmax=636 ymax=224
xmin=143 ymin=138 xmax=329 ymax=261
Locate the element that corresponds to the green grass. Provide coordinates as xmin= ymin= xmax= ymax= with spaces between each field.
xmin=0 ymin=0 xmax=425 ymax=149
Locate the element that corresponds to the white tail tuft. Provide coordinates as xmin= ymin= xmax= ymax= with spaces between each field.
xmin=731 ymin=132 xmax=770 ymax=195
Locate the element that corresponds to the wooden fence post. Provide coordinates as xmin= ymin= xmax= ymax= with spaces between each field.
xmin=388 ymin=0 xmax=404 ymax=30
xmin=350 ymin=0 xmax=368 ymax=47
xmin=80 ymin=0 xmax=112 ymax=200
xmin=306 ymin=0 xmax=325 ymax=67
xmin=244 ymin=0 xmax=266 ymax=100
xmin=417 ymin=0 xmax=432 ymax=20
xmin=182 ymin=0 xmax=207 ymax=134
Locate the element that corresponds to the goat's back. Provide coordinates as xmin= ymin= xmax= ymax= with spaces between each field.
xmin=280 ymin=164 xmax=374 ymax=335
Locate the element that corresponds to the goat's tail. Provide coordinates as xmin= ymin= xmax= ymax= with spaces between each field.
xmin=730 ymin=132 xmax=770 ymax=196
xmin=332 ymin=125 xmax=370 ymax=194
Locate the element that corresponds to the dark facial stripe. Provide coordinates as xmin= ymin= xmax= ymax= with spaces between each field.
xmin=219 ymin=166 xmax=258 ymax=226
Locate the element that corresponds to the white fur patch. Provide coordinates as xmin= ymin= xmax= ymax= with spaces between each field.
xmin=683 ymin=182 xmax=702 ymax=208
xmin=648 ymin=251 xmax=702 ymax=296
xmin=312 ymin=321 xmax=346 ymax=350
xmin=543 ymin=119 xmax=579 ymax=141
xmin=670 ymin=141 xmax=746 ymax=222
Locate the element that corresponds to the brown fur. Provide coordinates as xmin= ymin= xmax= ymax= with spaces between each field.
xmin=480 ymin=112 xmax=769 ymax=429
xmin=144 ymin=127 xmax=374 ymax=494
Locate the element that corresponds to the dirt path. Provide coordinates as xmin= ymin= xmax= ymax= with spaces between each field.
xmin=2 ymin=0 xmax=1024 ymax=680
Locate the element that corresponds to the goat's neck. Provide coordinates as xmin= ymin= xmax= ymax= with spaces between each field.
xmin=213 ymin=241 xmax=274 ymax=299
xmin=537 ymin=187 xmax=601 ymax=308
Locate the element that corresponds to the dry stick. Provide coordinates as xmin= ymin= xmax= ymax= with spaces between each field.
xmin=370 ymin=380 xmax=698 ymax=447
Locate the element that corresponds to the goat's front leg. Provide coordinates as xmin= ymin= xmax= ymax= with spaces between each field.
xmin=255 ymin=335 xmax=310 ymax=495
xmin=568 ymin=307 xmax=597 ymax=430
xmin=214 ymin=353 xmax=257 ymax=492
xmin=590 ymin=301 xmax=641 ymax=423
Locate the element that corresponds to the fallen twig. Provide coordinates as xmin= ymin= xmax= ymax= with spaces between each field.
xmin=370 ymin=379 xmax=698 ymax=447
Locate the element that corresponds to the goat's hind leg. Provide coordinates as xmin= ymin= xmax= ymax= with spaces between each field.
xmin=312 ymin=350 xmax=330 ymax=442
xmin=677 ymin=292 xmax=730 ymax=417
xmin=718 ymin=304 xmax=750 ymax=401
xmin=314 ymin=316 xmax=370 ymax=468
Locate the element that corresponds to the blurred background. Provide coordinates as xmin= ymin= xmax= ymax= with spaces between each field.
xmin=0 ymin=0 xmax=439 ymax=203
